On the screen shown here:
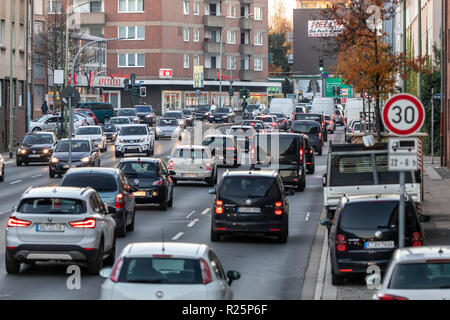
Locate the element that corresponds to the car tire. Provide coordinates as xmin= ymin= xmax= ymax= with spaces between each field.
xmin=160 ymin=196 xmax=168 ymax=211
xmin=16 ymin=159 xmax=22 ymax=166
xmin=49 ymin=170 xmax=56 ymax=178
xmin=307 ymin=165 xmax=315 ymax=174
xmin=318 ymin=148 xmax=323 ymax=156
xmin=127 ymin=209 xmax=135 ymax=232
xmin=206 ymin=175 xmax=214 ymax=187
xmin=32 ymin=127 xmax=41 ymax=132
xmin=117 ymin=217 xmax=127 ymax=238
xmin=0 ymin=168 xmax=3 ymax=182
xmin=5 ymin=252 xmax=20 ymax=274
xmin=103 ymin=237 xmax=116 ymax=266
xmin=172 ymin=178 xmax=177 ymax=185
xmin=331 ymin=270 xmax=345 ymax=286
xmin=211 ymin=230 xmax=221 ymax=242
xmin=275 ymin=231 xmax=288 ymax=244
xmin=296 ymin=177 xmax=306 ymax=192
xmin=87 ymin=240 xmax=104 ymax=275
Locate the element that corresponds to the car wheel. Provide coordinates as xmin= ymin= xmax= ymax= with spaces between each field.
xmin=49 ymin=170 xmax=56 ymax=178
xmin=211 ymin=230 xmax=221 ymax=242
xmin=87 ymin=239 xmax=104 ymax=275
xmin=318 ymin=148 xmax=323 ymax=156
xmin=160 ymin=195 xmax=168 ymax=211
xmin=275 ymin=231 xmax=288 ymax=244
xmin=206 ymin=175 xmax=214 ymax=187
xmin=16 ymin=159 xmax=22 ymax=166
xmin=296 ymin=177 xmax=306 ymax=192
xmin=103 ymin=237 xmax=116 ymax=266
xmin=5 ymin=252 xmax=20 ymax=274
xmin=0 ymin=167 xmax=3 ymax=182
xmin=117 ymin=217 xmax=127 ymax=238
xmin=331 ymin=270 xmax=345 ymax=286
xmin=32 ymin=127 xmax=41 ymax=132
xmin=127 ymin=209 xmax=135 ymax=232
xmin=172 ymin=178 xmax=177 ymax=185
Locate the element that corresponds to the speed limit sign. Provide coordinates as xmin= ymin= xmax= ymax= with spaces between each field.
xmin=382 ymin=93 xmax=425 ymax=136
xmin=363 ymin=91 xmax=374 ymax=100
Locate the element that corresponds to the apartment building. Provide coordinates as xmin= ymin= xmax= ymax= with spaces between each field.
xmin=0 ymin=0 xmax=31 ymax=152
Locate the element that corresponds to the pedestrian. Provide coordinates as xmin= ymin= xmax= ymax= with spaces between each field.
xmin=41 ymin=101 xmax=48 ymax=115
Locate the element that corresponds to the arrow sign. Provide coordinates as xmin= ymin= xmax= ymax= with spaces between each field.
xmin=382 ymin=93 xmax=425 ymax=136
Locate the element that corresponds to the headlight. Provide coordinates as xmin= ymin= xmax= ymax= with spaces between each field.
xmin=146 ymin=115 xmax=151 ymax=118
xmin=42 ymin=149 xmax=50 ymax=154
xmin=81 ymin=157 xmax=90 ymax=163
xmin=139 ymin=138 xmax=149 ymax=142
xmin=51 ymin=157 xmax=59 ymax=163
xmin=20 ymin=149 xmax=27 ymax=154
xmin=117 ymin=139 xmax=124 ymax=143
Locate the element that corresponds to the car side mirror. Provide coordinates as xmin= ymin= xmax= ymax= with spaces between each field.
xmin=227 ymin=270 xmax=241 ymax=285
xmin=420 ymin=215 xmax=431 ymax=223
xmin=285 ymin=189 xmax=295 ymax=196
xmin=320 ymin=218 xmax=331 ymax=227
xmin=208 ymin=188 xmax=216 ymax=195
xmin=99 ymin=267 xmax=112 ymax=279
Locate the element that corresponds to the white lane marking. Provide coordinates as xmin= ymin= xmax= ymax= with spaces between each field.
xmin=31 ymin=174 xmax=42 ymax=179
xmin=305 ymin=212 xmax=310 ymax=221
xmin=186 ymin=210 xmax=195 ymax=219
xmin=104 ymin=154 xmax=111 ymax=158
xmin=187 ymin=219 xmax=199 ymax=228
xmin=201 ymin=208 xmax=211 ymax=215
xmin=171 ymin=232 xmax=184 ymax=240
xmin=9 ymin=180 xmax=22 ymax=185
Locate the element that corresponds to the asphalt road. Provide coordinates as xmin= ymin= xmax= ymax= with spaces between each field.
xmin=0 ymin=121 xmax=337 ymax=300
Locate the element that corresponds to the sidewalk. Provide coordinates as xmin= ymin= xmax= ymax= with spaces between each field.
xmin=1 ymin=152 xmax=15 ymax=165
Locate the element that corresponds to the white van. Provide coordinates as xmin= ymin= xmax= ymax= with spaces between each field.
xmin=269 ymin=98 xmax=295 ymax=120
xmin=310 ymin=97 xmax=335 ymax=117
xmin=344 ymin=98 xmax=364 ymax=126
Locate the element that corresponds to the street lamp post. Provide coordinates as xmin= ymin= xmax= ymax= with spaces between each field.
xmin=218 ymin=12 xmax=254 ymax=107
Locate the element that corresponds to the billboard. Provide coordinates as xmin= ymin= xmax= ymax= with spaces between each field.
xmin=308 ymin=20 xmax=344 ymax=37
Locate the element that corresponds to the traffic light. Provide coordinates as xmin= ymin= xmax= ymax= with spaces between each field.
xmin=228 ymin=86 xmax=234 ymax=97
xmin=140 ymin=86 xmax=146 ymax=97
xmin=319 ymin=59 xmax=324 ymax=72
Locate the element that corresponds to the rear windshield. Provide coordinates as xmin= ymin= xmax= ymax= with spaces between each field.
xmin=256 ymin=117 xmax=274 ymax=123
xmin=110 ymin=118 xmax=131 ymax=124
xmin=202 ymin=137 xmax=234 ymax=148
xmin=174 ymin=148 xmax=208 ymax=159
xmin=256 ymin=135 xmax=299 ymax=164
xmin=118 ymin=257 xmax=202 ymax=284
xmin=292 ymin=123 xmax=318 ymax=134
xmin=102 ymin=125 xmax=117 ymax=132
xmin=220 ymin=176 xmax=281 ymax=200
xmin=182 ymin=110 xmax=192 ymax=115
xmin=340 ymin=201 xmax=399 ymax=229
xmin=61 ymin=173 xmax=118 ymax=193
xmin=118 ymin=161 xmax=157 ymax=179
xmin=76 ymin=127 xmax=101 ymax=135
xmin=135 ymin=106 xmax=152 ymax=113
xmin=214 ymin=108 xmax=229 ymax=113
xmin=118 ymin=109 xmax=137 ymax=116
xmin=164 ymin=112 xmax=182 ymax=119
xmin=55 ymin=141 xmax=90 ymax=153
xmin=228 ymin=127 xmax=256 ymax=136
xmin=119 ymin=126 xmax=147 ymax=136
xmin=295 ymin=114 xmax=321 ymax=121
xmin=22 ymin=134 xmax=53 ymax=145
xmin=197 ymin=106 xmax=210 ymax=111
xmin=389 ymin=263 xmax=450 ymax=289
xmin=18 ymin=198 xmax=86 ymax=214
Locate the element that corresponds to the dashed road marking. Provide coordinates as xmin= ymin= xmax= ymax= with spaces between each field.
xmin=31 ymin=174 xmax=42 ymax=179
xmin=306 ymin=212 xmax=310 ymax=221
xmin=171 ymin=232 xmax=184 ymax=240
xmin=186 ymin=210 xmax=195 ymax=219
xmin=187 ymin=219 xmax=199 ymax=228
xmin=10 ymin=180 xmax=22 ymax=185
xmin=201 ymin=208 xmax=210 ymax=215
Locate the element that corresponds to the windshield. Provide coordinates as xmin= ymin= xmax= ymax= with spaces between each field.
xmin=197 ymin=105 xmax=210 ymax=111
xmin=182 ymin=110 xmax=192 ymax=115
xmin=118 ymin=109 xmax=137 ymax=116
xmin=118 ymin=161 xmax=157 ymax=179
xmin=292 ymin=123 xmax=318 ymax=134
xmin=33 ymin=115 xmax=47 ymax=123
xmin=102 ymin=125 xmax=117 ymax=132
xmin=174 ymin=148 xmax=208 ymax=159
xmin=158 ymin=119 xmax=179 ymax=126
xmin=389 ymin=262 xmax=450 ymax=289
xmin=119 ymin=126 xmax=148 ymax=136
xmin=164 ymin=112 xmax=182 ymax=119
xmin=76 ymin=127 xmax=101 ymax=135
xmin=117 ymin=257 xmax=202 ymax=284
xmin=228 ymin=127 xmax=256 ymax=136
xmin=247 ymin=105 xmax=259 ymax=111
xmin=340 ymin=201 xmax=399 ymax=229
xmin=255 ymin=135 xmax=298 ymax=164
xmin=22 ymin=134 xmax=53 ymax=145
xmin=220 ymin=177 xmax=281 ymax=200
xmin=295 ymin=114 xmax=321 ymax=121
xmin=18 ymin=198 xmax=86 ymax=214
xmin=215 ymin=108 xmax=229 ymax=113
xmin=55 ymin=141 xmax=90 ymax=153
xmin=61 ymin=173 xmax=118 ymax=193
xmin=134 ymin=106 xmax=152 ymax=113
xmin=110 ymin=118 xmax=131 ymax=124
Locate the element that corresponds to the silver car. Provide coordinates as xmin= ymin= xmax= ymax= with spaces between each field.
xmin=5 ymin=186 xmax=116 ymax=275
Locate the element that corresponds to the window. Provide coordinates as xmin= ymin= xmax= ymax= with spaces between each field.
xmin=90 ymin=0 xmax=102 ymax=13
xmin=118 ymin=0 xmax=144 ymax=13
xmin=183 ymin=54 xmax=190 ymax=69
xmin=254 ymin=7 xmax=263 ymax=21
xmin=19 ymin=24 xmax=25 ymax=49
xmin=18 ymin=81 xmax=23 ymax=107
xmin=228 ymin=4 xmax=236 ymax=18
xmin=183 ymin=27 xmax=190 ymax=42
xmin=227 ymin=56 xmax=236 ymax=70
xmin=183 ymin=1 xmax=189 ymax=15
xmin=193 ymin=28 xmax=200 ymax=42
xmin=0 ymin=20 xmax=5 ymax=45
xmin=34 ymin=0 xmax=44 ymax=15
xmin=48 ymin=0 xmax=62 ymax=14
xmin=119 ymin=26 xmax=145 ymax=40
xmin=193 ymin=1 xmax=200 ymax=15
xmin=61 ymin=173 xmax=118 ymax=193
xmin=34 ymin=54 xmax=45 ymax=79
xmin=118 ymin=53 xmax=145 ymax=67
xmin=227 ymin=30 xmax=236 ymax=44
xmin=90 ymin=27 xmax=104 ymax=38
xmin=254 ymin=58 xmax=263 ymax=71
xmin=193 ymin=55 xmax=200 ymax=66
xmin=254 ymin=32 xmax=263 ymax=46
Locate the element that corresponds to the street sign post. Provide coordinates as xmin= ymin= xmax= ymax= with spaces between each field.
xmin=383 ymin=93 xmax=425 ymax=249
xmin=60 ymin=87 xmax=81 ymax=168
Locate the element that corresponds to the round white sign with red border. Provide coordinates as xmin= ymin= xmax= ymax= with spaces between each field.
xmin=382 ymin=93 xmax=425 ymax=136
xmin=363 ymin=91 xmax=374 ymax=100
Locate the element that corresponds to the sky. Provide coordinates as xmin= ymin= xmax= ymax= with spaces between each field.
xmin=269 ymin=0 xmax=296 ymax=19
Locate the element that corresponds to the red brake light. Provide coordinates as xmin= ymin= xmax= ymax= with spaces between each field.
xmin=7 ymin=217 xmax=31 ymax=228
xmin=168 ymin=160 xmax=174 ymax=170
xmin=411 ymin=232 xmax=422 ymax=247
xmin=153 ymin=179 xmax=163 ymax=186
xmin=274 ymin=209 xmax=283 ymax=215
xmin=200 ymin=258 xmax=213 ymax=284
xmin=152 ymin=254 xmax=173 ymax=258
xmin=69 ymin=218 xmax=96 ymax=229
xmin=115 ymin=193 xmax=124 ymax=209
xmin=378 ymin=294 xmax=408 ymax=300
xmin=336 ymin=234 xmax=347 ymax=252
xmin=206 ymin=162 xmax=212 ymax=170
xmin=299 ymin=146 xmax=304 ymax=162
xmin=275 ymin=201 xmax=282 ymax=207
xmin=215 ymin=206 xmax=223 ymax=214
xmin=110 ymin=257 xmax=124 ymax=283
xmin=216 ymin=200 xmax=223 ymax=206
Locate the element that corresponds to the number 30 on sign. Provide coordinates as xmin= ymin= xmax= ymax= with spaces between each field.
xmin=382 ymin=93 xmax=425 ymax=136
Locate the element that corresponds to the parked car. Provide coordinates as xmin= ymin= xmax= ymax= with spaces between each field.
xmin=134 ymin=105 xmax=156 ymax=126
xmin=168 ymin=145 xmax=217 ymax=186
xmin=118 ymin=158 xmax=174 ymax=211
xmin=60 ymin=167 xmax=136 ymax=238
xmin=202 ymin=134 xmax=240 ymax=167
xmin=0 ymin=154 xmax=4 ymax=182
xmin=207 ymin=107 xmax=235 ymax=123
xmin=99 ymin=242 xmax=240 ymax=300
xmin=49 ymin=138 xmax=101 ymax=178
xmin=374 ymin=246 xmax=450 ymax=300
xmin=117 ymin=108 xmax=140 ymax=124
xmin=114 ymin=124 xmax=155 ymax=157
xmin=321 ymin=194 xmax=424 ymax=285
xmin=181 ymin=109 xmax=195 ymax=126
xmin=226 ymin=125 xmax=257 ymax=152
xmin=209 ymin=170 xmax=294 ymax=243
xmin=154 ymin=118 xmax=182 ymax=140
xmin=109 ymin=116 xmax=132 ymax=132
xmin=291 ymin=120 xmax=323 ymax=155
xmin=74 ymin=111 xmax=96 ymax=126
xmin=194 ymin=105 xmax=212 ymax=121
xmin=16 ymin=132 xmax=58 ymax=166
xmin=5 ymin=186 xmax=116 ymax=274
xmin=30 ymin=114 xmax=60 ymax=132
xmin=77 ymin=102 xmax=115 ymax=124
xmin=163 ymin=111 xmax=186 ymax=129
xmin=74 ymin=108 xmax=98 ymax=125
xmin=74 ymin=125 xmax=107 ymax=152
xmin=102 ymin=124 xmax=118 ymax=142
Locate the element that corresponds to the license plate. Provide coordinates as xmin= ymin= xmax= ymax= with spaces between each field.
xmin=28 ymin=154 xmax=41 ymax=158
xmin=133 ymin=191 xmax=147 ymax=197
xmin=237 ymin=207 xmax=261 ymax=213
xmin=280 ymin=171 xmax=295 ymax=178
xmin=127 ymin=148 xmax=139 ymax=151
xmin=364 ymin=241 xmax=395 ymax=249
xmin=36 ymin=223 xmax=65 ymax=232
xmin=182 ymin=173 xmax=197 ymax=178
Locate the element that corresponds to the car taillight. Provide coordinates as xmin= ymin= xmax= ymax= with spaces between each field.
xmin=153 ymin=179 xmax=163 ymax=186
xmin=378 ymin=294 xmax=408 ymax=300
xmin=275 ymin=201 xmax=282 ymax=207
xmin=7 ymin=217 xmax=31 ymax=228
xmin=200 ymin=258 xmax=212 ymax=284
xmin=271 ymin=122 xmax=277 ymax=127
xmin=319 ymin=132 xmax=322 ymax=138
xmin=110 ymin=257 xmax=124 ymax=283
xmin=274 ymin=209 xmax=283 ymax=215
xmin=69 ymin=218 xmax=96 ymax=229
xmin=336 ymin=234 xmax=347 ymax=252
xmin=206 ymin=162 xmax=212 ymax=170
xmin=216 ymin=200 xmax=223 ymax=206
xmin=411 ymin=232 xmax=422 ymax=247
xmin=115 ymin=193 xmax=124 ymax=209
xmin=168 ymin=160 xmax=174 ymax=170
xmin=299 ymin=146 xmax=304 ymax=162
xmin=250 ymin=146 xmax=255 ymax=162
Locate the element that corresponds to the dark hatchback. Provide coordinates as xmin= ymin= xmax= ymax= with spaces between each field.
xmin=117 ymin=158 xmax=174 ymax=211
xmin=16 ymin=132 xmax=58 ymax=166
xmin=194 ymin=105 xmax=212 ymax=121
xmin=294 ymin=113 xmax=328 ymax=142
xmin=102 ymin=124 xmax=118 ymax=142
xmin=134 ymin=105 xmax=156 ymax=125
xmin=250 ymin=133 xmax=307 ymax=192
xmin=322 ymin=194 xmax=424 ymax=285
xmin=60 ymin=167 xmax=136 ymax=238
xmin=209 ymin=170 xmax=293 ymax=243
xmin=291 ymin=120 xmax=323 ymax=155
xmin=49 ymin=139 xmax=100 ymax=178
xmin=207 ymin=107 xmax=234 ymax=123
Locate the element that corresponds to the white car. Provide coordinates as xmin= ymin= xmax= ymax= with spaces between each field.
xmin=373 ymin=246 xmax=450 ymax=300
xmin=30 ymin=114 xmax=60 ymax=132
xmin=108 ymin=116 xmax=132 ymax=131
xmin=75 ymin=112 xmax=96 ymax=126
xmin=0 ymin=154 xmax=4 ymax=182
xmin=114 ymin=124 xmax=155 ymax=157
xmin=168 ymin=145 xmax=217 ymax=186
xmin=99 ymin=242 xmax=240 ymax=300
xmin=75 ymin=126 xmax=107 ymax=152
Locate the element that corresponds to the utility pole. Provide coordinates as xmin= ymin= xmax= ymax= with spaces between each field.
xmin=440 ymin=0 xmax=444 ymax=166
xmin=402 ymin=0 xmax=407 ymax=93
xmin=9 ymin=0 xmax=14 ymax=159
xmin=417 ymin=0 xmax=422 ymax=100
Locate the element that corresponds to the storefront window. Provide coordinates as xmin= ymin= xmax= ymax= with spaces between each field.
xmin=184 ymin=92 xmax=208 ymax=107
xmin=163 ymin=91 xmax=182 ymax=113
xmin=103 ymin=91 xmax=120 ymax=108
xmin=249 ymin=93 xmax=268 ymax=106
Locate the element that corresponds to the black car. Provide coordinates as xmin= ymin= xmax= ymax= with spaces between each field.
xmin=294 ymin=113 xmax=328 ymax=142
xmin=194 ymin=104 xmax=212 ymax=121
xmin=251 ymin=133 xmax=307 ymax=192
xmin=208 ymin=170 xmax=294 ymax=243
xmin=102 ymin=124 xmax=118 ymax=142
xmin=49 ymin=138 xmax=101 ymax=178
xmin=207 ymin=107 xmax=235 ymax=123
xmin=291 ymin=120 xmax=323 ymax=155
xmin=16 ymin=132 xmax=58 ymax=166
xmin=117 ymin=158 xmax=174 ymax=211
xmin=321 ymin=194 xmax=425 ymax=285
xmin=181 ymin=109 xmax=195 ymax=126
xmin=134 ymin=105 xmax=156 ymax=125
xmin=302 ymin=135 xmax=315 ymax=174
xmin=241 ymin=120 xmax=266 ymax=133
xmin=202 ymin=134 xmax=240 ymax=167
xmin=60 ymin=167 xmax=136 ymax=237
xmin=335 ymin=109 xmax=344 ymax=125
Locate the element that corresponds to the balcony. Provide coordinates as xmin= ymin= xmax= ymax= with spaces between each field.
xmin=240 ymin=18 xmax=254 ymax=30
xmin=204 ymin=15 xmax=226 ymax=28
xmin=204 ymin=41 xmax=221 ymax=54
xmin=205 ymin=68 xmax=220 ymax=80
xmin=240 ymin=44 xmax=254 ymax=55
xmin=239 ymin=70 xmax=255 ymax=81
xmin=79 ymin=12 xmax=106 ymax=25
xmin=240 ymin=0 xmax=254 ymax=4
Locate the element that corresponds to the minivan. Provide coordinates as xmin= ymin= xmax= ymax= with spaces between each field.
xmin=310 ymin=97 xmax=335 ymax=118
xmin=77 ymin=102 xmax=115 ymax=124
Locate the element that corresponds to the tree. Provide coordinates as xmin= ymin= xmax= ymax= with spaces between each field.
xmin=269 ymin=0 xmax=292 ymax=74
xmin=321 ymin=0 xmax=429 ymax=141
xmin=269 ymin=0 xmax=292 ymax=34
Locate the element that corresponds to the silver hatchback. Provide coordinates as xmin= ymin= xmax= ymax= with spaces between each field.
xmin=5 ymin=186 xmax=116 ymax=275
